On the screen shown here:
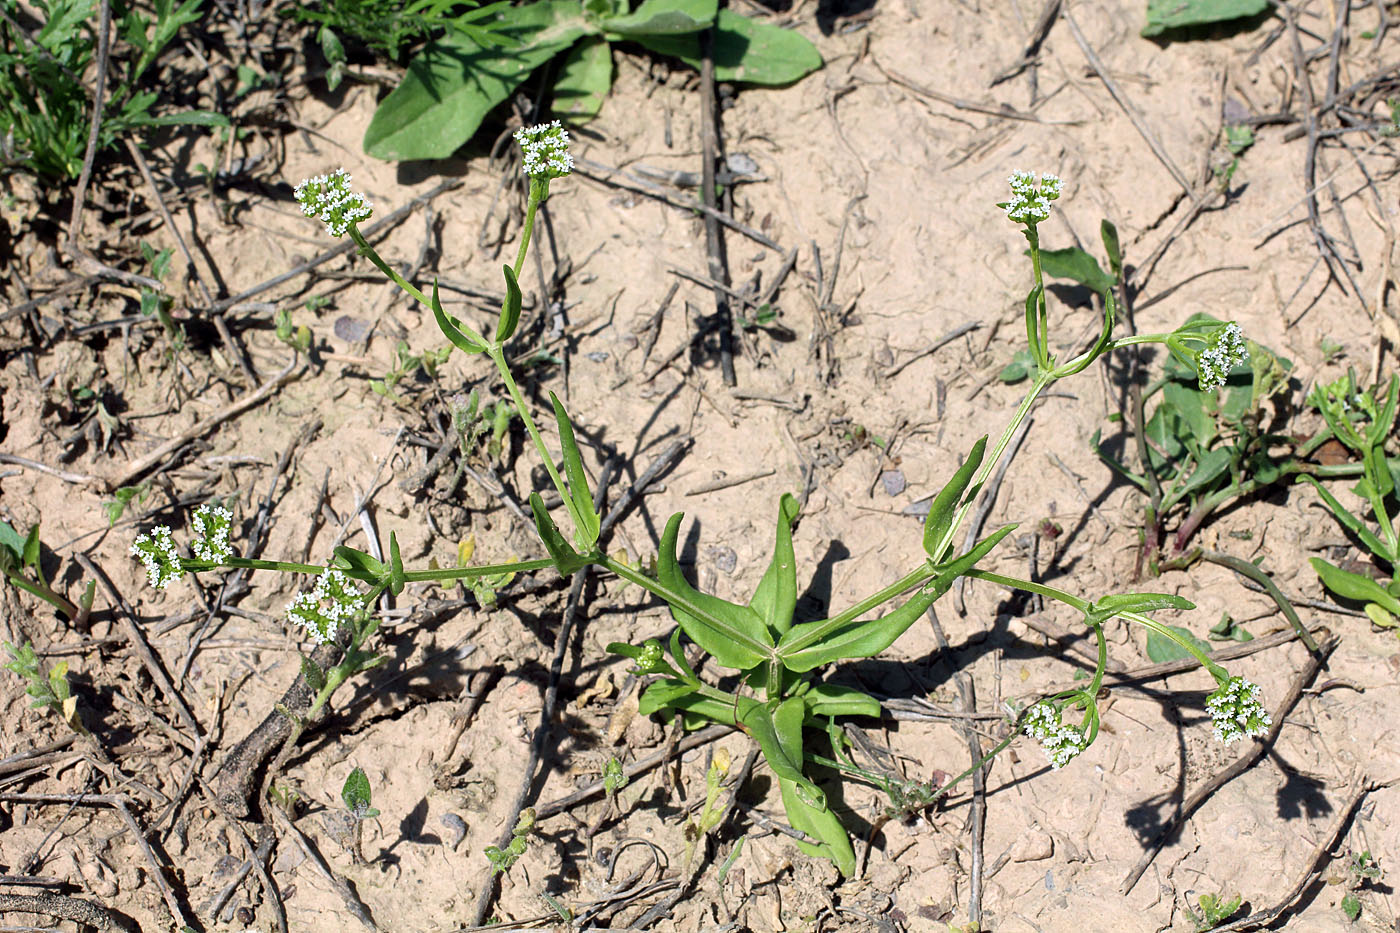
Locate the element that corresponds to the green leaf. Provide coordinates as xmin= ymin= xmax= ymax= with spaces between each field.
xmin=300 ymin=655 xmax=326 ymax=693
xmin=1364 ymin=602 xmax=1399 ymax=629
xmin=599 ymin=0 xmax=715 ymax=36
xmin=363 ymin=2 xmax=588 ymax=161
xmin=922 ymin=436 xmax=987 ymax=563
xmin=749 ymin=494 xmax=800 ymax=636
xmin=738 ymin=697 xmax=815 ymax=795
xmin=1177 ymin=446 xmax=1233 ymax=497
xmin=548 ymin=393 xmax=601 ymax=549
xmin=1299 ymin=476 xmax=1393 ymax=561
xmin=1143 ymin=624 xmax=1212 ymax=663
xmin=496 ymin=264 xmax=522 ymax=343
xmin=21 ymin=525 xmax=41 ymax=574
xmin=552 ymin=36 xmax=612 ymax=121
xmin=656 ymin=513 xmax=771 ymax=669
xmin=631 ymin=9 xmax=822 ymax=86
xmin=528 ymin=493 xmax=591 ymax=576
xmin=781 ymin=525 xmax=1014 ymax=672
xmin=805 ymin=683 xmax=880 ymax=718
xmin=431 ymin=279 xmax=488 ymax=354
xmin=778 ymin=777 xmax=855 ymax=876
xmin=1101 ymin=219 xmax=1122 ymax=280
xmin=1142 ymin=0 xmax=1268 ymax=36
xmin=999 ymin=349 xmax=1035 ymax=384
xmin=638 ymin=678 xmax=702 ymax=714
xmin=332 ymin=546 xmax=386 ymax=580
xmin=388 ymin=531 xmax=405 ymax=596
xmin=342 ymin=766 xmax=373 ymax=815
xmin=1341 ymin=892 xmax=1361 ymax=922
xmin=135 ymin=109 xmax=230 ymax=128
xmin=1086 ymin=592 xmax=1194 ymax=627
xmin=1311 ymin=558 xmax=1400 ymax=614
xmin=1033 ymin=245 xmax=1117 ymax=296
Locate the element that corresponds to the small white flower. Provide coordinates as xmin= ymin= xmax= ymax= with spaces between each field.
xmin=190 ymin=504 xmax=234 ymax=564
xmin=1023 ymin=701 xmax=1090 ymax=769
xmin=1196 ymin=321 xmax=1248 ymax=392
xmin=514 ymin=121 xmax=573 ymax=180
xmin=130 ymin=526 xmax=183 ymax=590
xmin=293 ymin=168 xmax=373 ymax=238
xmin=1205 ymin=676 xmax=1271 ymax=744
xmin=286 ymin=568 xmax=365 ymax=644
xmin=1003 ymin=171 xmax=1062 ymax=226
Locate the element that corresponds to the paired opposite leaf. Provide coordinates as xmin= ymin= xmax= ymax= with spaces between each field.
xmin=750 ymin=494 xmax=800 ymax=636
xmin=528 ymin=493 xmax=592 ymax=576
xmin=549 ymin=393 xmax=601 ymax=549
xmin=1033 ymin=245 xmax=1117 ymax=296
xmin=657 ymin=513 xmax=771 ymax=670
xmin=1310 ymin=558 xmax=1400 ymax=615
xmin=496 ymin=265 xmax=522 ymax=344
xmin=923 ymin=436 xmax=987 ymax=562
xmin=431 ymin=280 xmax=489 ymax=355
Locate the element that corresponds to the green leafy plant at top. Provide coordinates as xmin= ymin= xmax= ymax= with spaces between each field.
xmin=0 ymin=518 xmax=93 ymax=621
xmin=0 ymin=0 xmax=227 ymax=181
xmin=1304 ymin=371 xmax=1400 ymax=632
xmin=140 ymin=153 xmax=1282 ymax=879
xmin=287 ymin=0 xmax=507 ymax=68
xmin=1141 ymin=0 xmax=1268 ymax=38
xmin=362 ymin=0 xmax=823 ymax=161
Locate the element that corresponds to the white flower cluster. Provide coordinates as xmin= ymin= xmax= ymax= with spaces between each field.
xmin=1023 ymin=701 xmax=1089 ymax=770
xmin=1205 ymin=676 xmax=1271 ymax=744
xmin=1004 ymin=170 xmax=1062 ymax=225
xmin=514 ymin=121 xmax=573 ymax=179
xmin=130 ymin=526 xmax=183 ymax=590
xmin=293 ymin=169 xmax=373 ymax=237
xmin=1196 ymin=321 xmax=1247 ymax=392
xmin=286 ymin=569 xmax=364 ymax=644
xmin=190 ymin=504 xmax=234 ymax=563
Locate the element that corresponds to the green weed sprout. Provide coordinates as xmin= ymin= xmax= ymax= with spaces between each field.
xmin=341 ymin=766 xmax=381 ymax=865
xmin=138 ymin=157 xmax=1277 ymax=878
xmin=3 ymin=640 xmax=85 ymax=735
xmin=485 ymin=807 xmax=536 ymax=876
xmin=1303 ymin=371 xmax=1400 ymax=630
xmin=1188 ymin=890 xmax=1242 ymax=931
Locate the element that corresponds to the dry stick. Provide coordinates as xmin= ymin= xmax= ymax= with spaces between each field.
xmin=268 ymin=804 xmax=376 ymax=931
xmin=74 ymin=553 xmax=202 ymax=741
xmin=883 ymin=321 xmax=981 ymax=379
xmin=0 ymin=452 xmax=94 ymax=484
xmin=107 ymin=357 xmax=302 ymax=490
xmin=927 ymin=608 xmax=987 ymax=926
xmin=195 ymin=777 xmax=288 ymax=933
xmin=200 ymin=824 xmax=273 ymax=923
xmin=0 ymin=892 xmax=117 ymax=930
xmin=122 ymin=137 xmax=259 ymax=388
xmin=207 ymin=177 xmax=463 ymax=314
xmin=1063 ymin=8 xmax=1191 ymax=194
xmin=1212 ymin=777 xmax=1388 ymax=932
xmin=699 ymin=28 xmax=736 ymax=388
xmin=64 ymin=0 xmax=111 ymax=252
xmin=1119 ymin=632 xmax=1339 ymax=895
xmin=954 ymin=416 xmax=1033 ymax=614
xmin=470 ymin=460 xmax=618 ymax=927
xmin=684 ymin=468 xmax=775 ymax=496
xmin=573 ymin=158 xmax=782 ymax=253
xmin=876 ymin=60 xmax=1059 ymax=123
xmin=991 ymin=0 xmax=1063 ymax=85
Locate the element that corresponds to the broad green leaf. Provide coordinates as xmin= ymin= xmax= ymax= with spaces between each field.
xmin=0 ymin=520 xmax=27 ymax=562
xmin=922 ymin=436 xmax=987 ymax=563
xmin=332 ymin=546 xmax=386 ymax=579
xmin=21 ymin=525 xmax=41 ymax=573
xmin=529 ymin=493 xmax=591 ymax=576
xmin=364 ymin=1 xmax=589 ymax=161
xmin=548 ymin=393 xmax=601 ymax=548
xmin=1365 ymin=603 xmax=1398 ymax=629
xmin=552 ymin=36 xmax=612 ymax=121
xmin=1031 ymin=245 xmax=1116 ymax=296
xmin=631 ymin=9 xmax=821 ymax=86
xmin=1101 ymin=219 xmax=1122 ymax=280
xmin=1177 ymin=446 xmax=1233 ymax=497
xmin=736 ymin=697 xmax=817 ymax=800
xmin=342 ymin=766 xmax=372 ymax=813
xmin=600 ymin=0 xmax=715 ymax=36
xmin=300 ymin=655 xmax=326 ymax=693
xmin=1142 ymin=0 xmax=1268 ymax=37
xmin=780 ymin=525 xmax=1014 ymax=672
xmin=1143 ymin=623 xmax=1212 ymax=663
xmin=1311 ymin=558 xmax=1400 ymax=614
xmin=778 ymin=777 xmax=855 ymax=875
xmin=1160 ymin=380 xmax=1215 ymax=450
xmin=496 ymin=264 xmax=522 ymax=343
xmin=749 ymin=494 xmax=800 ymax=636
xmin=657 ymin=513 xmax=771 ymax=669
xmin=431 ymin=279 xmax=489 ymax=354
xmin=805 ymin=683 xmax=880 ymax=718
xmin=388 ymin=531 xmax=405 ymax=596
xmin=638 ymin=678 xmax=702 ymax=714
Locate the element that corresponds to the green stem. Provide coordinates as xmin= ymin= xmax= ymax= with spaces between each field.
xmin=488 ymin=345 xmax=574 ymax=518
xmin=1199 ymin=551 xmax=1318 ymax=652
xmin=513 ymin=179 xmax=547 ymax=280
xmin=401 ymin=558 xmax=556 ymax=583
xmin=4 ymin=571 xmax=80 ymax=620
xmin=347 ymin=225 xmax=433 ymax=310
xmin=778 ymin=563 xmax=935 ymax=657
xmin=963 ymin=569 xmax=1090 ymax=613
xmin=1124 ymin=610 xmax=1228 ymax=682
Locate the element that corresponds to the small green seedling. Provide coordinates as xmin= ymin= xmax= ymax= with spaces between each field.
xmin=485 ymin=807 xmax=536 ymax=876
xmin=1304 ymin=372 xmax=1400 ymax=631
xmin=3 ymin=640 xmax=85 ymax=735
xmin=680 ymin=747 xmax=731 ymax=878
xmin=1187 ymin=890 xmax=1242 ymax=931
xmin=1 ymin=519 xmax=92 ymax=622
xmin=369 ymin=339 xmax=452 ymax=404
xmin=104 ymin=482 xmax=152 ymax=526
xmin=341 ymin=766 xmax=381 ymax=865
xmin=275 ymin=308 xmax=313 ymax=354
xmin=1339 ymin=850 xmax=1382 ymax=922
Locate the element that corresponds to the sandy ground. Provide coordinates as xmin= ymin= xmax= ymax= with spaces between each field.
xmin=3 ymin=0 xmax=1400 ymax=930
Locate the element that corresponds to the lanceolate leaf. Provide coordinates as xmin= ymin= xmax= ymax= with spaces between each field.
xmin=528 ymin=493 xmax=591 ymax=576
xmin=631 ymin=9 xmax=821 ymax=86
xmin=364 ymin=1 xmax=589 ymax=160
xmin=548 ymin=393 xmax=601 ymax=548
xmin=805 ymin=683 xmax=880 ymax=718
xmin=750 ymin=494 xmax=800 ymax=636
xmin=657 ymin=513 xmax=771 ymax=669
xmin=1311 ymin=558 xmax=1400 ymax=614
xmin=552 ymin=36 xmax=612 ymax=121
xmin=496 ymin=264 xmax=522 ymax=343
xmin=778 ymin=777 xmax=856 ymax=876
xmin=922 ymin=436 xmax=987 ymax=562
xmin=1033 ymin=245 xmax=1116 ymax=296
xmin=598 ymin=0 xmax=716 ymax=36
xmin=431 ymin=280 xmax=489 ymax=355
xmin=1142 ymin=0 xmax=1268 ymax=37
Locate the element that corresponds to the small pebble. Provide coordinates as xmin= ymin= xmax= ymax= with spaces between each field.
xmin=707 ymin=545 xmax=738 ymax=574
xmin=881 ymin=470 xmax=906 ymax=497
xmin=333 ymin=316 xmax=371 ymax=342
xmin=586 ymin=351 xmax=609 ymax=362
xmin=439 ymin=813 xmax=468 ymax=851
